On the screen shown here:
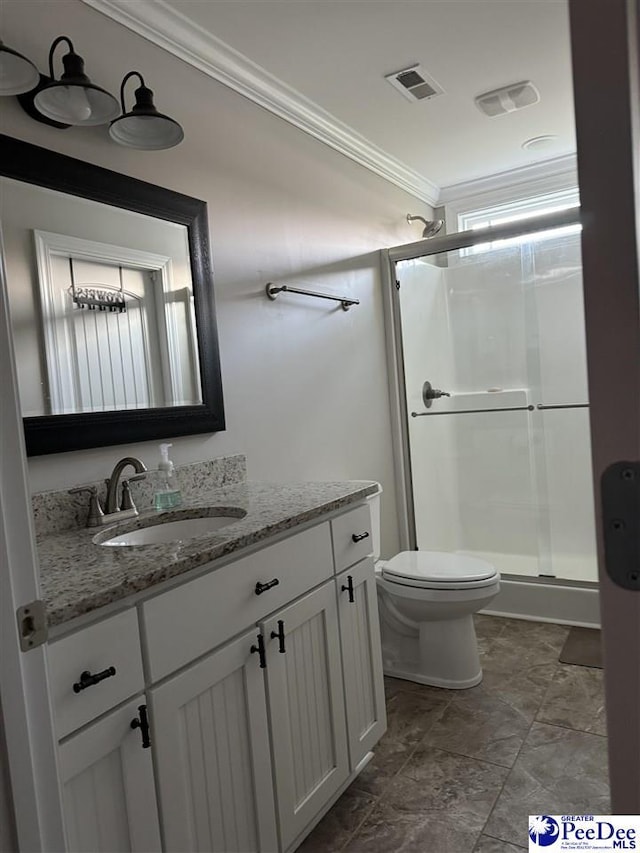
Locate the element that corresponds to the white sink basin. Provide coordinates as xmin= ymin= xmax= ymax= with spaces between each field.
xmin=95 ymin=508 xmax=246 ymax=547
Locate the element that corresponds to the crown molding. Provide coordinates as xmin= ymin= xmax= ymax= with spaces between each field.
xmin=439 ymin=153 xmax=578 ymax=205
xmin=80 ymin=0 xmax=440 ymax=206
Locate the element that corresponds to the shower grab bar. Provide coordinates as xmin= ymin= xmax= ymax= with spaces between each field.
xmin=411 ymin=402 xmax=590 ymax=417
xmin=265 ymin=282 xmax=359 ymax=311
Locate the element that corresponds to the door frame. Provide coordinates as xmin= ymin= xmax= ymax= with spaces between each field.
xmin=569 ymin=0 xmax=640 ymax=813
xmin=0 ymin=227 xmax=66 ymax=849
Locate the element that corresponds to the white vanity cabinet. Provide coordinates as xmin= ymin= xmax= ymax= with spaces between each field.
xmin=58 ymin=697 xmax=161 ymax=853
xmin=336 ymin=556 xmax=387 ymax=770
xmin=260 ymin=582 xmax=350 ymax=851
xmin=48 ymin=498 xmax=385 ymax=853
xmin=48 ymin=610 xmax=161 ymax=853
xmin=149 ymin=628 xmax=278 ymax=853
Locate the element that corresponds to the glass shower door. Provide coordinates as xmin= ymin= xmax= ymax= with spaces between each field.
xmin=526 ymin=229 xmax=597 ymax=580
xmin=395 ymin=222 xmax=597 ymax=583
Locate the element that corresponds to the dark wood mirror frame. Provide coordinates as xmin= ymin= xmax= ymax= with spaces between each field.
xmin=0 ymin=134 xmax=225 ymax=455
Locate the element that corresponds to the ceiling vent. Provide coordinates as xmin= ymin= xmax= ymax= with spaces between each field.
xmin=385 ymin=65 xmax=444 ymax=102
xmin=475 ymin=81 xmax=540 ymax=117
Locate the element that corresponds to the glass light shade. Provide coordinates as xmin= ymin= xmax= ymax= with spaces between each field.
xmin=0 ymin=42 xmax=39 ymax=95
xmin=109 ymin=112 xmax=184 ymax=150
xmin=34 ymin=82 xmax=119 ymax=126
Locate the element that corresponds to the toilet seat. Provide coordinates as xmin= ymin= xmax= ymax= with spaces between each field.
xmin=381 ymin=551 xmax=499 ymax=591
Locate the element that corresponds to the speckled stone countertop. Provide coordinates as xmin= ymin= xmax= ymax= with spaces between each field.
xmin=36 ymin=479 xmax=378 ymax=629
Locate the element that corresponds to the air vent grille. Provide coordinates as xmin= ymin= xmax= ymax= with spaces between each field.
xmin=397 ymin=70 xmax=424 ymax=89
xmin=385 ymin=65 xmax=444 ymax=103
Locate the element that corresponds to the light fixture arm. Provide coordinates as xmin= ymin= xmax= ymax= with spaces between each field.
xmin=47 ymin=35 xmax=74 ymax=79
xmin=119 ymin=70 xmax=145 ymax=112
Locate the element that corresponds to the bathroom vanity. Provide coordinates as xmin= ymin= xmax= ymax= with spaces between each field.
xmin=36 ymin=462 xmax=385 ymax=853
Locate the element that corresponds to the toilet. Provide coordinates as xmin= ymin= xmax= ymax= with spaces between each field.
xmin=368 ymin=487 xmax=500 ymax=689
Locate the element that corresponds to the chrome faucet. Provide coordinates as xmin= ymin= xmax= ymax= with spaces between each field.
xmin=69 ymin=456 xmax=147 ymax=528
xmin=105 ymin=457 xmax=147 ymax=514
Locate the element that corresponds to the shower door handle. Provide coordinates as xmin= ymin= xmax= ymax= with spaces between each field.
xmin=422 ymin=381 xmax=451 ymax=408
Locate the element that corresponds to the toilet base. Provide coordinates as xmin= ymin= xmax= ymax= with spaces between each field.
xmin=382 ymin=664 xmax=482 ymax=690
xmin=380 ymin=613 xmax=484 ymax=690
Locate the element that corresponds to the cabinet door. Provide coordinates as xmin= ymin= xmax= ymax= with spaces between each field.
xmin=261 ymin=583 xmax=349 ymax=851
xmin=150 ymin=630 xmax=278 ymax=853
xmin=337 ymin=557 xmax=387 ymax=770
xmin=58 ymin=697 xmax=161 ymax=853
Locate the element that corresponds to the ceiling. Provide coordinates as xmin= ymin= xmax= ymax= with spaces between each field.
xmin=86 ymin=0 xmax=577 ymax=201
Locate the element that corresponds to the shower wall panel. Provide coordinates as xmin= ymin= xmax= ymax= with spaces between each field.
xmin=530 ymin=235 xmax=588 ymax=405
xmin=446 ymin=249 xmax=528 ymax=394
xmin=529 ymin=232 xmax=596 ymax=580
xmin=399 ymin=260 xmax=459 ymax=552
xmin=541 ymin=409 xmax=597 ymax=580
xmin=451 ymin=410 xmax=538 ymax=562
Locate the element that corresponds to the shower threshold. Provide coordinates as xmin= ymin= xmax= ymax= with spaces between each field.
xmin=455 ymin=549 xmax=598 ymax=584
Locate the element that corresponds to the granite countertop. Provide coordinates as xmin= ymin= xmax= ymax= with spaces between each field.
xmin=37 ymin=480 xmax=378 ymax=628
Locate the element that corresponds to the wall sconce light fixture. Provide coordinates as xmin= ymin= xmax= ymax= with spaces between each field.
xmin=1 ymin=33 xmax=184 ymax=149
xmin=33 ymin=36 xmax=119 ymax=126
xmin=109 ymin=71 xmax=184 ymax=150
xmin=0 ymin=38 xmax=40 ymax=95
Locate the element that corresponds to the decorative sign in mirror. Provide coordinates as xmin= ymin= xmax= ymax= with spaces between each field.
xmin=0 ymin=135 xmax=225 ymax=455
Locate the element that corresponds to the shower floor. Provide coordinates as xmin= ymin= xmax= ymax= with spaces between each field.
xmin=456 ymin=549 xmax=599 ymax=584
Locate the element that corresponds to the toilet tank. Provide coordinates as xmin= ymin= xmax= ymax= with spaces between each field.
xmin=365 ymin=483 xmax=383 ymax=562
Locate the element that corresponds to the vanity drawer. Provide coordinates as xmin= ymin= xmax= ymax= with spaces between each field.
xmin=48 ymin=609 xmax=144 ymax=739
xmin=331 ymin=503 xmax=373 ymax=572
xmin=142 ymin=521 xmax=333 ymax=681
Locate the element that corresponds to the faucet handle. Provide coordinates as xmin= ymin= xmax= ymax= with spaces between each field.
xmin=121 ymin=472 xmax=146 ymax=511
xmin=68 ymin=485 xmax=105 ymax=527
xmin=120 ymin=480 xmax=138 ymax=513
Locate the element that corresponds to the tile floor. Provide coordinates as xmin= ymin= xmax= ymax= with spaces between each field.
xmin=298 ymin=615 xmax=609 ymax=852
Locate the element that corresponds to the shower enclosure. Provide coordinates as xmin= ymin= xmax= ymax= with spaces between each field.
xmin=384 ymin=208 xmax=598 ymax=590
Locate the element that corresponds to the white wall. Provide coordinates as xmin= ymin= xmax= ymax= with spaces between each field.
xmin=1 ymin=0 xmax=434 ymax=560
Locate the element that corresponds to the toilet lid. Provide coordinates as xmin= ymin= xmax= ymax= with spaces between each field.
xmin=382 ymin=551 xmax=498 ymax=586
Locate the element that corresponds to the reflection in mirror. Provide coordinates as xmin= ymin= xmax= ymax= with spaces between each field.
xmin=3 ymin=178 xmax=203 ymax=416
xmin=0 ymin=134 xmax=224 ymax=455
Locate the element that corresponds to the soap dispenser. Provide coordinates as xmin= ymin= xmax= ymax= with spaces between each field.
xmin=154 ymin=443 xmax=182 ymax=510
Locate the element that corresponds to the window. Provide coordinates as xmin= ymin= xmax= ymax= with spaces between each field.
xmin=457 ymin=187 xmax=581 ymax=254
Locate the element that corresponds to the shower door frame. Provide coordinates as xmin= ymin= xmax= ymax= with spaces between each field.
xmin=381 ymin=206 xmax=584 ymax=560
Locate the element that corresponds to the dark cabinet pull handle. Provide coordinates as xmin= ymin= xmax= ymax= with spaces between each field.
xmin=351 ymin=531 xmax=370 ymax=543
xmin=73 ymin=666 xmax=116 ymax=693
xmin=130 ymin=704 xmax=151 ymax=748
xmin=250 ymin=634 xmax=267 ymax=668
xmin=341 ymin=575 xmax=355 ymax=603
xmin=270 ymin=620 xmax=286 ymax=653
xmin=255 ymin=578 xmax=280 ymax=595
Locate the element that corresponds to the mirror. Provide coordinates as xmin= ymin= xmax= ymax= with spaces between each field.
xmin=0 ymin=134 xmax=225 ymax=455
